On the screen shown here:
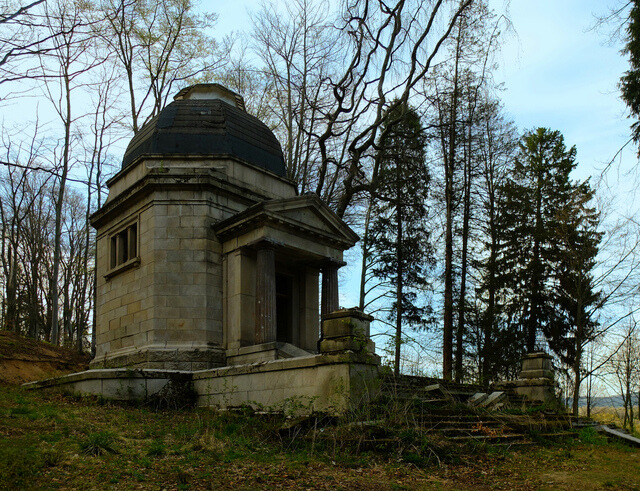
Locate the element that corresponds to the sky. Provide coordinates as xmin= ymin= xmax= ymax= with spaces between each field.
xmin=213 ymin=0 xmax=635 ymax=182
xmin=2 ymin=0 xmax=632 ymax=372
xmin=491 ymin=1 xmax=634 ymax=181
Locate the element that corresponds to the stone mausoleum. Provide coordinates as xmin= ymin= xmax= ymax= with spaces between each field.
xmin=27 ymin=84 xmax=558 ymax=412
xmin=45 ymin=83 xmax=379 ymax=412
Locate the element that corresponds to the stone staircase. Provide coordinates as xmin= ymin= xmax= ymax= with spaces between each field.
xmin=366 ymin=374 xmax=573 ymax=446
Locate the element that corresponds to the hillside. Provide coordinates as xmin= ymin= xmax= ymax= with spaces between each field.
xmin=1 ymin=385 xmax=639 ymax=490
xmin=0 ymin=330 xmax=90 ymax=385
xmin=1 ymin=330 xmax=639 ymax=489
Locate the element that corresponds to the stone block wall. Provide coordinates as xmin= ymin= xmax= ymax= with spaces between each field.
xmin=91 ymin=158 xmax=300 ymax=370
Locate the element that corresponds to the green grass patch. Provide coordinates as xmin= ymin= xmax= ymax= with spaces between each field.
xmin=2 ymin=386 xmax=639 ymax=490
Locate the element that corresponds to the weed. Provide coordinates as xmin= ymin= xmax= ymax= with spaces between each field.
xmin=146 ymin=439 xmax=167 ymax=457
xmin=0 ymin=444 xmax=43 ymax=486
xmin=8 ymin=405 xmax=37 ymax=418
xmin=78 ymin=431 xmax=118 ymax=456
xmin=578 ymin=427 xmax=607 ymax=445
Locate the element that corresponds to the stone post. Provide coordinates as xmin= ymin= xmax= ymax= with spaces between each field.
xmin=321 ymin=260 xmax=343 ymax=317
xmin=513 ymin=352 xmax=556 ymax=403
xmin=319 ymin=308 xmax=379 ymax=363
xmin=255 ymin=244 xmax=276 ymax=344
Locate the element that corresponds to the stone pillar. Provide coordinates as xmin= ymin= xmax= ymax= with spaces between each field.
xmin=514 ymin=352 xmax=556 ymax=403
xmin=319 ymin=308 xmax=379 ymax=364
xmin=321 ymin=260 xmax=343 ymax=317
xmin=255 ymin=245 xmax=276 ymax=344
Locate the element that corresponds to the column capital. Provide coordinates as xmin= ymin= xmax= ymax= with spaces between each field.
xmin=321 ymin=259 xmax=346 ymax=270
xmin=252 ymin=238 xmax=278 ymax=251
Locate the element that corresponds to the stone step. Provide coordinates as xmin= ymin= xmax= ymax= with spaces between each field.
xmin=447 ymin=433 xmax=528 ymax=442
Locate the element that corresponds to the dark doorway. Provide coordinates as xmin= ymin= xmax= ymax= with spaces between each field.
xmin=276 ymin=273 xmax=293 ymax=343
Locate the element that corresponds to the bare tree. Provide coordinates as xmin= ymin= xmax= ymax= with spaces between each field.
xmin=610 ymin=321 xmax=640 ymax=430
xmin=249 ymin=0 xmax=474 ymax=217
xmin=99 ymin=0 xmax=229 ymax=133
xmin=0 ymin=0 xmax=58 ymax=87
xmin=38 ymin=0 xmax=101 ymax=345
xmin=250 ymin=0 xmax=338 ymax=190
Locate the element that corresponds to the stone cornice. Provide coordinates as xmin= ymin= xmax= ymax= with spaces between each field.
xmin=90 ymin=168 xmax=276 ymax=230
xmin=213 ymin=194 xmax=359 ymax=251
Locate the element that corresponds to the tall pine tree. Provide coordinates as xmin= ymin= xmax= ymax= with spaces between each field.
xmin=497 ymin=128 xmax=600 ymax=379
xmin=368 ymin=101 xmax=433 ymax=376
xmin=551 ymin=182 xmax=602 ymax=415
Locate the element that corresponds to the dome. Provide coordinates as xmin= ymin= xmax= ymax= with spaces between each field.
xmin=121 ymin=84 xmax=287 ymax=177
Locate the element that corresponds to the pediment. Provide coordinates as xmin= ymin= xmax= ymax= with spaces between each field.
xmin=214 ymin=194 xmax=359 ymax=250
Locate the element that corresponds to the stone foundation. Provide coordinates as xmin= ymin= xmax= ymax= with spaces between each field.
xmin=23 ymin=369 xmax=194 ymax=401
xmin=194 ymin=353 xmax=379 ymax=414
xmin=90 ymin=346 xmax=226 ymax=371
xmin=27 ymin=310 xmax=381 ymax=415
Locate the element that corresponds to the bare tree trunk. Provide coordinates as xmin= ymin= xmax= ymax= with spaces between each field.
xmin=443 ymin=29 xmax=461 ymax=382
xmin=359 ymin=197 xmax=373 ymax=310
xmin=50 ymin=68 xmax=71 ymax=346
xmin=455 ymin=120 xmax=473 ymax=383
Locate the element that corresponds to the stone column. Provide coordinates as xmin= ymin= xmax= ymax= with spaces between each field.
xmin=255 ymin=244 xmax=276 ymax=344
xmin=321 ymin=261 xmax=342 ymax=317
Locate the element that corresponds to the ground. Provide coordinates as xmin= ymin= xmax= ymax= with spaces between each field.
xmin=0 ymin=330 xmax=89 ymax=385
xmin=0 ymin=331 xmax=638 ymax=490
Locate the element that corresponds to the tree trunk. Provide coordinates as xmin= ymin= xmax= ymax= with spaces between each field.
xmin=455 ymin=125 xmax=472 ymax=383
xmin=443 ymin=28 xmax=461 ymax=382
xmin=394 ymin=163 xmax=403 ymax=377
xmin=359 ymin=197 xmax=373 ymax=310
xmin=50 ymin=71 xmax=71 ymax=346
xmin=572 ymin=349 xmax=582 ymax=417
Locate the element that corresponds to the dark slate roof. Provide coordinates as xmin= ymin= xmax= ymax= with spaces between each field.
xmin=121 ymin=99 xmax=286 ymax=177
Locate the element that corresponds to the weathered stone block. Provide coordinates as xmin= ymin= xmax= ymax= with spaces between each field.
xmin=521 ymin=352 xmax=553 ymax=372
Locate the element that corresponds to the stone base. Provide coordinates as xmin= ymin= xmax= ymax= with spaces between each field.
xmin=319 ymin=308 xmax=380 ymax=365
xmin=23 ymin=369 xmax=193 ymax=402
xmin=26 ymin=353 xmax=380 ymax=415
xmin=513 ymin=377 xmax=556 ymax=403
xmin=194 ymin=352 xmax=380 ymax=414
xmin=90 ymin=345 xmax=226 ymax=371
xmin=225 ymin=342 xmax=313 ymax=365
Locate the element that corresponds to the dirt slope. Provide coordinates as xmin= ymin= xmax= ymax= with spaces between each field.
xmin=0 ymin=330 xmax=90 ymax=385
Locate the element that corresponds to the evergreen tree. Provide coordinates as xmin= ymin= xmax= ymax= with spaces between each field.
xmin=471 ymin=99 xmax=518 ymax=384
xmin=551 ymin=182 xmax=602 ymax=415
xmin=368 ymin=101 xmax=433 ymax=376
xmin=497 ymin=128 xmax=600 ymax=379
xmin=621 ymin=0 xmax=640 ymax=149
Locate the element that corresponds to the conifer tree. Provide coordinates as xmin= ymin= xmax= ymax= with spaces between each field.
xmin=497 ymin=128 xmax=601 ymax=383
xmin=621 ymin=0 xmax=640 ymax=149
xmin=551 ymin=181 xmax=602 ymax=415
xmin=368 ymin=101 xmax=433 ymax=376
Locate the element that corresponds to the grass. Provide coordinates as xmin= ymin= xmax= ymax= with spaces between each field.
xmin=1 ymin=385 xmax=639 ymax=490
xmin=583 ymin=405 xmax=640 ymax=439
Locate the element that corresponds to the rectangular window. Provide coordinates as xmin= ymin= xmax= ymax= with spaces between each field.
xmin=109 ymin=222 xmax=138 ymax=270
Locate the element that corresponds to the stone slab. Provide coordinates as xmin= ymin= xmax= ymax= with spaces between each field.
xmin=23 ymin=369 xmax=194 ymax=401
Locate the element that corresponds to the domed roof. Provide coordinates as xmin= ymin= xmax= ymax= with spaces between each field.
xmin=121 ymin=84 xmax=286 ymax=177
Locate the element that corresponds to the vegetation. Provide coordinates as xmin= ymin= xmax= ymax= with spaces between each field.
xmin=1 ymin=385 xmax=640 ymax=490
xmin=621 ymin=0 xmax=640 ymax=149
xmin=367 ymin=102 xmax=433 ymax=377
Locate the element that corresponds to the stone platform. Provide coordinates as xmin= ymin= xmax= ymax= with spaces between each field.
xmin=25 ymin=309 xmax=381 ymax=415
